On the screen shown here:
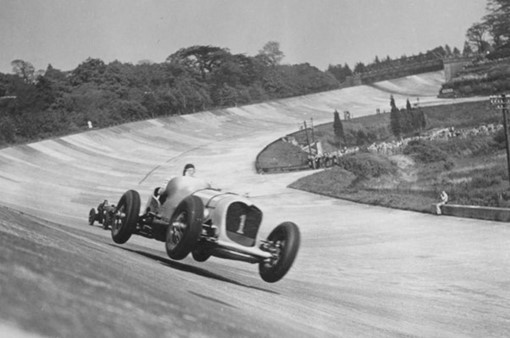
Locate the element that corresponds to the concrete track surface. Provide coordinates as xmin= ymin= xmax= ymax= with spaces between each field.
xmin=1 ymin=71 xmax=509 ymax=337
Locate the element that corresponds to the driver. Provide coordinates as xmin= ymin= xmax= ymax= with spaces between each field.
xmin=182 ymin=163 xmax=195 ymax=177
xmin=144 ymin=163 xmax=197 ymax=215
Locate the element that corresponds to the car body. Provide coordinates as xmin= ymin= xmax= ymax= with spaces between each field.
xmin=102 ymin=176 xmax=300 ymax=283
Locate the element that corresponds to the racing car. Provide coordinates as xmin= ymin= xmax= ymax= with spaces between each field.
xmin=88 ymin=200 xmax=116 ymax=230
xmin=104 ymin=176 xmax=300 ymax=283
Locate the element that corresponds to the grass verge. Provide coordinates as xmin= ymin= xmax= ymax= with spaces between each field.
xmin=280 ymin=101 xmax=510 ymax=213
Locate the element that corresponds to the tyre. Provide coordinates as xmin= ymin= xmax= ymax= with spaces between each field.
xmin=103 ymin=212 xmax=111 ymax=230
xmin=111 ymin=190 xmax=140 ymax=244
xmin=191 ymin=246 xmax=211 ymax=262
xmin=259 ymin=222 xmax=300 ymax=283
xmin=88 ymin=208 xmax=96 ymax=225
xmin=165 ymin=195 xmax=204 ymax=260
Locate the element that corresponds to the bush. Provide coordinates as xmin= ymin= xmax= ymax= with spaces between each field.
xmin=257 ymin=140 xmax=308 ymax=169
xmin=493 ymin=128 xmax=507 ymax=150
xmin=0 ymin=116 xmax=16 ymax=145
xmin=336 ymin=152 xmax=394 ymax=178
xmin=403 ymin=139 xmax=449 ymax=163
xmin=470 ymin=176 xmax=502 ymax=189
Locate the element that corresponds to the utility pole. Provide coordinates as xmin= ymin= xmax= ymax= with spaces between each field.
xmin=303 ymin=120 xmax=311 ymax=152
xmin=490 ymin=94 xmax=510 ymax=184
xmin=303 ymin=120 xmax=314 ymax=169
xmin=310 ymin=117 xmax=315 ymax=143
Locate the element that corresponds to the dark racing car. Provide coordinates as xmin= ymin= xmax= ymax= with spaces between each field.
xmin=88 ymin=200 xmax=116 ymax=230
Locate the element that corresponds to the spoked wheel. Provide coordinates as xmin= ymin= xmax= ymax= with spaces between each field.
xmin=259 ymin=222 xmax=300 ymax=283
xmin=88 ymin=208 xmax=97 ymax=226
xmin=165 ymin=196 xmax=204 ymax=260
xmin=111 ymin=190 xmax=140 ymax=244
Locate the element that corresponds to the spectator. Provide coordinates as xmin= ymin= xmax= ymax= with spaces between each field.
xmin=435 ymin=190 xmax=448 ymax=215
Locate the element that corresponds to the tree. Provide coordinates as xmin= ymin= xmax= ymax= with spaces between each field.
xmin=399 ymin=100 xmax=413 ymax=135
xmin=166 ymin=45 xmax=230 ymax=81
xmin=258 ymin=41 xmax=285 ymax=66
xmin=326 ymin=63 xmax=352 ymax=83
xmin=466 ymin=22 xmax=490 ymax=53
xmin=0 ymin=116 xmax=16 ymax=145
xmin=390 ymin=95 xmax=401 ymax=138
xmin=462 ymin=41 xmax=474 ymax=55
xmin=70 ymin=58 xmax=106 ymax=86
xmin=483 ymin=0 xmax=510 ymax=47
xmin=353 ymin=62 xmax=366 ymax=73
xmin=444 ymin=44 xmax=453 ymax=56
xmin=11 ymin=59 xmax=35 ymax=83
xmin=333 ymin=110 xmax=345 ymax=142
xmin=418 ymin=109 xmax=427 ymax=130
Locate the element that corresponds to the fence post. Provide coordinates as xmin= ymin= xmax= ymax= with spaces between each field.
xmin=490 ymin=94 xmax=510 ymax=184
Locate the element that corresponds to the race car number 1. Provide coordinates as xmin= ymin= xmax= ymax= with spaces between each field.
xmin=237 ymin=214 xmax=247 ymax=234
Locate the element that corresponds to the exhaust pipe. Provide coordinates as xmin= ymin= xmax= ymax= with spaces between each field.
xmin=210 ymin=248 xmax=261 ymax=264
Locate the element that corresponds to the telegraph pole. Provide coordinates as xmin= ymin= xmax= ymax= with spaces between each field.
xmin=490 ymin=94 xmax=510 ymax=184
xmin=303 ymin=120 xmax=315 ymax=169
xmin=310 ymin=117 xmax=315 ymax=143
xmin=303 ymin=120 xmax=311 ymax=152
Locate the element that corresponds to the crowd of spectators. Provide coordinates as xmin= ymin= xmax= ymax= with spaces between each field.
xmin=306 ymin=147 xmax=360 ymax=169
xmin=301 ymin=123 xmax=503 ymax=169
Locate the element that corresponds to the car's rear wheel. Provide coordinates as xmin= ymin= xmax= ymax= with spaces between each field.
xmin=88 ymin=208 xmax=96 ymax=225
xmin=165 ymin=196 xmax=203 ymax=260
xmin=259 ymin=222 xmax=300 ymax=283
xmin=191 ymin=246 xmax=211 ymax=262
xmin=111 ymin=190 xmax=140 ymax=244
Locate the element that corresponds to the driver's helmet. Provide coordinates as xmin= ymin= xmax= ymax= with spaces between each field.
xmin=183 ymin=163 xmax=195 ymax=177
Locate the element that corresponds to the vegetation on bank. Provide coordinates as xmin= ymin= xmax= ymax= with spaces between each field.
xmin=1 ymin=40 xmax=467 ymax=149
xmin=439 ymin=0 xmax=510 ymax=97
xmin=0 ymin=42 xmax=340 ymax=147
xmin=440 ymin=57 xmax=510 ymax=97
xmin=259 ymin=100 xmax=509 ymax=212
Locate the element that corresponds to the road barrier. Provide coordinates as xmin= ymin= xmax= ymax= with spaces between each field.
xmin=436 ymin=204 xmax=510 ymax=222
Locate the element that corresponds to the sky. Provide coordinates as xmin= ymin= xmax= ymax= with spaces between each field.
xmin=0 ymin=0 xmax=488 ymax=74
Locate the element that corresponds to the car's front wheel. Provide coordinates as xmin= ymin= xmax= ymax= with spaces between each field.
xmin=259 ymin=222 xmax=300 ymax=283
xmin=111 ymin=190 xmax=140 ymax=244
xmin=103 ymin=212 xmax=111 ymax=230
xmin=88 ymin=208 xmax=96 ymax=225
xmin=166 ymin=196 xmax=204 ymax=260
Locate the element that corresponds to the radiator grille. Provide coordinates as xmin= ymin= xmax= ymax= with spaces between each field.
xmin=225 ymin=202 xmax=262 ymax=246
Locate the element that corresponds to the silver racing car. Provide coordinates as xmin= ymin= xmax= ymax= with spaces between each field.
xmin=106 ymin=176 xmax=300 ymax=283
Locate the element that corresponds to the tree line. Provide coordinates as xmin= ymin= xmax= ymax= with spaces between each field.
xmin=0 ymin=36 xmax=480 ymax=149
xmin=333 ymin=95 xmax=426 ymax=148
xmin=3 ymin=0 xmax=507 ymax=147
xmin=326 ymin=44 xmax=465 ymax=85
xmin=465 ymin=0 xmax=510 ymax=57
xmin=438 ymin=0 xmax=510 ymax=97
xmin=0 ymin=42 xmax=339 ymax=147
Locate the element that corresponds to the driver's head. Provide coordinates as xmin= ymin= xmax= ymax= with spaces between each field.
xmin=183 ymin=163 xmax=195 ymax=177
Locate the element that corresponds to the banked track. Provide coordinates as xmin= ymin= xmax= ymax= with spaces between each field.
xmin=1 ymin=71 xmax=509 ymax=337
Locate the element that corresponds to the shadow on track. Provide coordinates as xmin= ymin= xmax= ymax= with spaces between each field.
xmin=113 ymin=245 xmax=279 ymax=294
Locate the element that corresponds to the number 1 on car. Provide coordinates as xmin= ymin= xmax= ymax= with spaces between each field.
xmin=237 ymin=214 xmax=247 ymax=234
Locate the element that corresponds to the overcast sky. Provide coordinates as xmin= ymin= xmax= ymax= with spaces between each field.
xmin=0 ymin=0 xmax=487 ymax=74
